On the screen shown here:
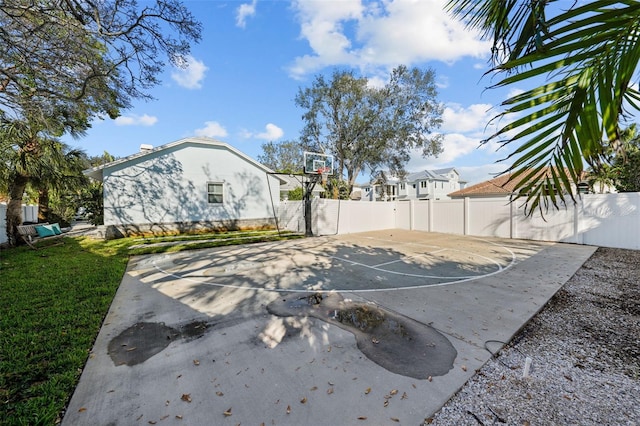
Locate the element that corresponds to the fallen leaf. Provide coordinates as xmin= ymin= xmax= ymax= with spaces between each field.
xmin=148 ymin=421 xmax=156 ymax=425
xmin=372 ymin=338 xmax=379 ymax=344
xmin=310 ymin=386 xmax=318 ymax=391
xmin=327 ymin=346 xmax=332 ymax=352
xmin=427 ymin=376 xmax=432 ymax=382
xmin=383 ymin=400 xmax=389 ymax=407
xmin=328 ymin=381 xmax=334 ymax=386
xmin=286 ymin=405 xmax=291 ymax=414
xmin=223 ymin=408 xmax=232 ymax=417
xmin=401 ymin=392 xmax=408 ymax=400
xmin=357 ymin=416 xmax=367 ymax=420
xmin=327 ymin=387 xmax=334 ymax=395
xmin=390 ymin=389 xmax=398 ymax=395
xmin=78 ymin=407 xmax=87 ymax=413
xmin=160 ymin=415 xmax=169 ymax=420
xmin=181 ymin=394 xmax=192 ymax=403
xmin=390 ymin=418 xmax=400 ymax=422
xmin=175 ymin=415 xmax=183 ymax=420
xmin=365 ymin=387 xmax=371 ymax=395
xmin=126 ymin=347 xmax=137 ymax=352
xmin=461 ymin=365 xmax=467 ymax=372
xmin=300 ymin=397 xmax=307 ymax=404
xmin=216 ymin=391 xmax=224 ymax=397
xmin=193 ymin=359 xmax=200 ymax=366
xmin=412 ymin=383 xmax=417 ymax=388
xmin=165 ymin=400 xmax=170 ymax=406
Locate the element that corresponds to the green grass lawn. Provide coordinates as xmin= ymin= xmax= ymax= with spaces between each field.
xmin=0 ymin=230 xmax=302 ymax=425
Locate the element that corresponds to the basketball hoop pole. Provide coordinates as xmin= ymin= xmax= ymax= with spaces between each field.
xmin=303 ymin=173 xmax=320 ymax=237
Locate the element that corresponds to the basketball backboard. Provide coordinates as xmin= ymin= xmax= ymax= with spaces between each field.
xmin=303 ymin=151 xmax=334 ymax=175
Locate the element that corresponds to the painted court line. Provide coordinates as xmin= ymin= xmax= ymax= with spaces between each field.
xmin=150 ymin=237 xmax=519 ymax=293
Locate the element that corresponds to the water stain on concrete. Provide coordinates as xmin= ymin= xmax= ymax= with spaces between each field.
xmin=108 ymin=320 xmax=211 ymax=366
xmin=267 ymin=293 xmax=457 ymax=379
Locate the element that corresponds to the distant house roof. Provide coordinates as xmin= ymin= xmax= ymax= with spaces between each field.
xmin=448 ymin=168 xmax=580 ymax=198
xmin=84 ymin=137 xmax=280 ymax=182
xmin=448 ymin=174 xmax=518 ymax=198
xmin=406 ymin=168 xmax=467 ymax=183
xmin=274 ymin=173 xmax=324 ymax=194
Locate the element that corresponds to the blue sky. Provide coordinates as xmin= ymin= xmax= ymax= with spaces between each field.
xmin=64 ymin=0 xmax=530 ymax=186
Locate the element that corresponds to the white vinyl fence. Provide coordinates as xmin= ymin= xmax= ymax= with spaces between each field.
xmin=0 ymin=204 xmax=39 ymax=245
xmin=278 ymin=193 xmax=640 ymax=250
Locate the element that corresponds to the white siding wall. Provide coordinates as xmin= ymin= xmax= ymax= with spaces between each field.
xmin=102 ymin=143 xmax=280 ymax=227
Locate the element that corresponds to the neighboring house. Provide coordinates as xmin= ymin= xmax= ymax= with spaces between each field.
xmin=357 ymin=168 xmax=467 ymax=201
xmin=84 ymin=137 xmax=285 ymax=238
xmin=274 ymin=173 xmax=324 ymax=200
xmin=448 ymin=168 xmax=608 ymax=199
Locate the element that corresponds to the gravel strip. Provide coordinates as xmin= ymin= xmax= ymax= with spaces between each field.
xmin=428 ymin=247 xmax=640 ymax=426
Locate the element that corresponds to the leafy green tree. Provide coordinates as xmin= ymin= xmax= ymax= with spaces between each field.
xmin=612 ymin=125 xmax=640 ymax=192
xmin=1 ymin=1 xmax=201 ymax=244
xmin=446 ymin=0 xmax=640 ymax=213
xmin=295 ymin=66 xmax=443 ymax=193
xmin=257 ymin=140 xmax=305 ymax=173
xmin=287 ymin=187 xmax=304 ymax=201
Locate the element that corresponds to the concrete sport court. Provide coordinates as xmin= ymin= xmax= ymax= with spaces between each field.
xmin=62 ymin=229 xmax=596 ymax=425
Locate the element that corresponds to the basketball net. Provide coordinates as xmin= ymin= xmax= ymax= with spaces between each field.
xmin=317 ymin=167 xmax=330 ymax=186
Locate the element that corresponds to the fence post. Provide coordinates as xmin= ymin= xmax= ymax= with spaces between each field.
xmin=463 ymin=197 xmax=470 ymax=235
xmin=510 ymin=200 xmax=516 ymax=239
xmin=428 ymin=199 xmax=433 ymax=232
xmin=410 ymin=199 xmax=415 ymax=231
xmin=573 ymin=199 xmax=583 ymax=244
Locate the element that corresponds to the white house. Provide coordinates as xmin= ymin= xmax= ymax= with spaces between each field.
xmin=358 ymin=168 xmax=467 ymax=201
xmin=84 ymin=137 xmax=284 ymax=238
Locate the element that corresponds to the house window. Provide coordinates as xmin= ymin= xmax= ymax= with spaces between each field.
xmin=400 ymin=183 xmax=405 ymax=190
xmin=420 ymin=181 xmax=427 ymax=189
xmin=207 ymin=182 xmax=224 ymax=204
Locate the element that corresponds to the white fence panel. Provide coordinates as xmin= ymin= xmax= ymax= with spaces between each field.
xmin=468 ymin=198 xmax=512 ymax=238
xmin=0 ymin=204 xmax=39 ymax=245
xmin=396 ymin=201 xmax=411 ymax=230
xmin=432 ymin=200 xmax=464 ymax=235
xmin=333 ymin=200 xmax=396 ymax=234
xmin=278 ymin=200 xmax=304 ymax=233
xmin=315 ymin=198 xmax=341 ymax=235
xmin=579 ymin=193 xmax=640 ymax=250
xmin=413 ymin=200 xmax=430 ymax=231
xmin=514 ymin=203 xmax=575 ymax=242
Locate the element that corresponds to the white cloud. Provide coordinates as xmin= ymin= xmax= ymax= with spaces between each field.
xmin=257 ymin=123 xmax=284 ymax=140
xmin=194 ymin=121 xmax=228 ymax=138
xmin=455 ymin=163 xmax=511 ymax=186
xmin=114 ymin=114 xmax=158 ymax=127
xmin=441 ymin=103 xmax=494 ymax=134
xmin=236 ymin=0 xmax=257 ymax=28
xmin=288 ymin=0 xmax=490 ymax=78
xmin=507 ymin=88 xmax=525 ymax=98
xmin=242 ymin=123 xmax=284 ymax=140
xmin=171 ymin=55 xmax=208 ymax=89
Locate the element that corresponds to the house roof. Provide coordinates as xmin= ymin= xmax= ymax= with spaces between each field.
xmin=448 ymin=167 xmax=576 ymax=198
xmin=448 ymin=173 xmax=518 ymax=197
xmin=406 ymin=168 xmax=464 ymax=183
xmin=84 ymin=137 xmax=280 ymax=182
xmin=274 ymin=173 xmax=324 ymax=193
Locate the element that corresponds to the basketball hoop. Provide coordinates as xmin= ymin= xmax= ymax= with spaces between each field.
xmin=317 ymin=167 xmax=330 ymax=186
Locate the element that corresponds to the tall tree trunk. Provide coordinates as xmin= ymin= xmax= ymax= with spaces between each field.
xmin=38 ymin=188 xmax=51 ymax=222
xmin=7 ymin=174 xmax=29 ymax=246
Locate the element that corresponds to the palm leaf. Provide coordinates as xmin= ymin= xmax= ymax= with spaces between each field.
xmin=447 ymin=0 xmax=640 ymax=215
